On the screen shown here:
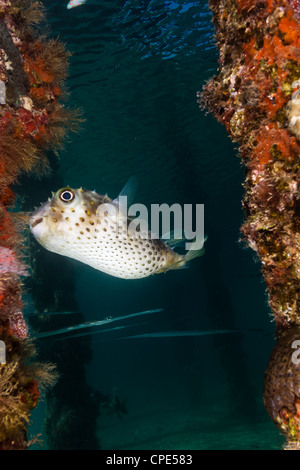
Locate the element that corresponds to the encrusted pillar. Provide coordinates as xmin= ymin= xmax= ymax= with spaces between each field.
xmin=201 ymin=0 xmax=300 ymax=447
xmin=0 ymin=0 xmax=77 ymax=449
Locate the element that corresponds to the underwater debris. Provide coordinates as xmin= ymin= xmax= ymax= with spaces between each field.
xmin=0 ymin=0 xmax=79 ymax=449
xmin=202 ymin=0 xmax=300 ymax=448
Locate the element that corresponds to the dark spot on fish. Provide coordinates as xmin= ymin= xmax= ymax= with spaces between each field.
xmin=31 ymin=217 xmax=43 ymax=228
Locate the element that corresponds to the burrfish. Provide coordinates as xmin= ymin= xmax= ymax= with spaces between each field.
xmin=67 ymin=0 xmax=86 ymax=9
xmin=29 ymin=183 xmax=206 ymax=280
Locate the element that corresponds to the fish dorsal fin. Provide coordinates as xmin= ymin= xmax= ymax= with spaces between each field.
xmin=116 ymin=176 xmax=138 ymax=206
xmin=113 ymin=176 xmax=138 ymax=217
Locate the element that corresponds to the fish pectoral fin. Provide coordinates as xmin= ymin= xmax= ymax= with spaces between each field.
xmin=165 ymin=257 xmax=188 ymax=271
xmin=162 ymin=230 xmax=187 ymax=248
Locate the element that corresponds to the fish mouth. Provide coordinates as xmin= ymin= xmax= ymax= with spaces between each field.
xmin=30 ymin=217 xmax=43 ymax=228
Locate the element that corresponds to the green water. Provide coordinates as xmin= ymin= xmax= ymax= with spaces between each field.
xmin=23 ymin=0 xmax=283 ymax=450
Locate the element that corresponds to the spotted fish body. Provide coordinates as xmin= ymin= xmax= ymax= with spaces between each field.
xmin=30 ymin=186 xmax=205 ymax=280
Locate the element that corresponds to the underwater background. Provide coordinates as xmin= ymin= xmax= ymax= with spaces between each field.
xmin=19 ymin=0 xmax=284 ymax=449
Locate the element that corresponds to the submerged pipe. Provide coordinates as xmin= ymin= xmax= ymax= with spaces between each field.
xmin=201 ymin=0 xmax=300 ymax=448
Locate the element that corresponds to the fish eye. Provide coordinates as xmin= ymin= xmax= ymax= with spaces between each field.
xmin=59 ymin=189 xmax=75 ymax=203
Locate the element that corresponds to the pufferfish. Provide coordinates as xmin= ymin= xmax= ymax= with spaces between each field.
xmin=29 ymin=182 xmax=206 ymax=280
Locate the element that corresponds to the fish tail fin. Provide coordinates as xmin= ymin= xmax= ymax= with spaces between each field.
xmin=184 ymin=236 xmax=207 ymax=263
xmin=168 ymin=235 xmax=207 ymax=271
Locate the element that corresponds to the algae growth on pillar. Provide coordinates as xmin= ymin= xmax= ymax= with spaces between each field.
xmin=0 ymin=0 xmax=78 ymax=449
xmin=201 ymin=0 xmax=300 ymax=449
